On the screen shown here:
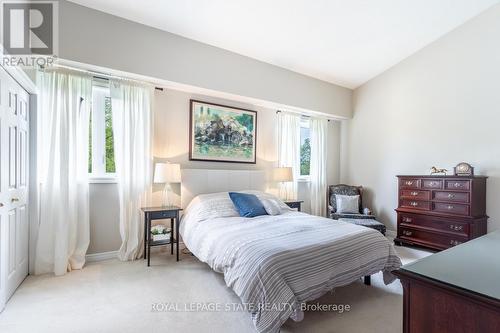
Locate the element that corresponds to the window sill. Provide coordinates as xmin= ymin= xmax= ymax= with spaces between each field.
xmin=89 ymin=177 xmax=117 ymax=184
xmin=297 ymin=177 xmax=311 ymax=183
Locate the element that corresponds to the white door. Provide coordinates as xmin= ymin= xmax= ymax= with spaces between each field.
xmin=0 ymin=66 xmax=29 ymax=312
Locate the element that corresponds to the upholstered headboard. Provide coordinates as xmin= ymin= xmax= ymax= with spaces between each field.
xmin=180 ymin=169 xmax=268 ymax=208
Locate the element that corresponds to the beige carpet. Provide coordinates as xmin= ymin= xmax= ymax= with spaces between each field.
xmin=0 ymin=245 xmax=431 ymax=333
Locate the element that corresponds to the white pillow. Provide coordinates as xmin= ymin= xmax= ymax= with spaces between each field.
xmin=261 ymin=198 xmax=282 ymax=215
xmin=336 ymin=195 xmax=359 ymax=214
xmin=182 ymin=192 xmax=239 ymax=224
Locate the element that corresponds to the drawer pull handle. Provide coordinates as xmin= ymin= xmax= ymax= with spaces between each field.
xmin=410 ymin=202 xmax=418 ymax=207
xmin=450 ymin=224 xmax=463 ymax=231
xmin=11 ymin=197 xmax=19 ymax=203
xmin=410 ymin=191 xmax=418 ymax=196
xmin=449 ymin=240 xmax=461 ymax=246
xmin=403 ymin=230 xmax=413 ymax=236
xmin=429 ymin=181 xmax=437 ymax=186
xmin=403 ymin=217 xmax=412 ymax=223
xmin=447 ymin=205 xmax=454 ymax=210
xmin=454 ymin=182 xmax=462 ymax=187
xmin=448 ymin=193 xmax=455 ymax=199
xmin=405 ymin=181 xmax=413 ymax=186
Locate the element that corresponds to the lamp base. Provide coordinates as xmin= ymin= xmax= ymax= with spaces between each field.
xmin=279 ymin=182 xmax=290 ymax=201
xmin=161 ymin=183 xmax=173 ymax=207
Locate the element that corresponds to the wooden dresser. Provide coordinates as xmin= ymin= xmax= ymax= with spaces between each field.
xmin=394 ymin=231 xmax=500 ymax=333
xmin=395 ymin=175 xmax=487 ymax=251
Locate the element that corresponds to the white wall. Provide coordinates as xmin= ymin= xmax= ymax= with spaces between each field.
xmin=342 ymin=4 xmax=500 ymax=233
xmin=57 ymin=0 xmax=351 ymax=118
xmin=54 ymin=0 xmax=350 ymax=254
xmin=88 ymin=88 xmax=341 ymax=254
xmin=60 ymin=0 xmax=351 ymax=254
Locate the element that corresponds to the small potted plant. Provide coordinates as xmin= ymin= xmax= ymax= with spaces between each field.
xmin=151 ymin=225 xmax=171 ymax=242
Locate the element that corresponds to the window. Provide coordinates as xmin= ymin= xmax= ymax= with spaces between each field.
xmin=89 ymin=80 xmax=116 ymax=179
xmin=300 ymin=118 xmax=311 ymax=177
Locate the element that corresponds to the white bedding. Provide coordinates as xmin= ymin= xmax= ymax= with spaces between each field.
xmin=180 ymin=191 xmax=402 ymax=333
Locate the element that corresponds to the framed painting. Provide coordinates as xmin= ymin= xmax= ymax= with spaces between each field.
xmin=189 ymin=100 xmax=257 ymax=164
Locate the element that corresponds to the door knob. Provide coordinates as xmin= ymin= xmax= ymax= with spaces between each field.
xmin=11 ymin=197 xmax=19 ymax=203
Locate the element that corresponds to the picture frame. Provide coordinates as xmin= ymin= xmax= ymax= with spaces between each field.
xmin=189 ymin=100 xmax=257 ymax=164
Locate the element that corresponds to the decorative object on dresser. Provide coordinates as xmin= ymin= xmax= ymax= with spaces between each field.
xmin=430 ymin=166 xmax=448 ymax=175
xmin=454 ymin=162 xmax=474 ymax=176
xmin=284 ymin=200 xmax=303 ymax=211
xmin=327 ymin=184 xmax=374 ymax=220
xmin=395 ymin=175 xmax=487 ymax=251
xmin=189 ymin=100 xmax=257 ymax=164
xmin=141 ymin=206 xmax=182 ymax=266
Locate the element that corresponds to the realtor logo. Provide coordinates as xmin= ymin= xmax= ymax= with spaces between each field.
xmin=1 ymin=1 xmax=58 ymax=56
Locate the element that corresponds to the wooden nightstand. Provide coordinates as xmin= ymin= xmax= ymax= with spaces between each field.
xmin=284 ymin=200 xmax=303 ymax=211
xmin=141 ymin=206 xmax=182 ymax=266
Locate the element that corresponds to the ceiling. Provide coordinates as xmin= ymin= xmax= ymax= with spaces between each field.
xmin=68 ymin=0 xmax=499 ymax=89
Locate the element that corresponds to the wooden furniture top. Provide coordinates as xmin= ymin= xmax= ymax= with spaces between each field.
xmin=398 ymin=231 xmax=500 ymax=301
xmin=141 ymin=206 xmax=182 ymax=212
xmin=396 ymin=175 xmax=487 ymax=178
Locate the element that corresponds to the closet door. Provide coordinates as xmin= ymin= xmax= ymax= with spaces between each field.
xmin=0 ymin=67 xmax=29 ymax=311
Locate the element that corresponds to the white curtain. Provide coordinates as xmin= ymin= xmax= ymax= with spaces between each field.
xmin=111 ymin=80 xmax=153 ymax=261
xmin=35 ymin=70 xmax=92 ymax=275
xmin=277 ymin=112 xmax=301 ymax=200
xmin=310 ymin=117 xmax=328 ymax=216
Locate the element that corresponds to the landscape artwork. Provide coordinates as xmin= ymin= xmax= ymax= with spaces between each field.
xmin=189 ymin=100 xmax=257 ymax=163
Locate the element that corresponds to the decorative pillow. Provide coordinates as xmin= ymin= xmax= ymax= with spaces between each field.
xmin=336 ymin=195 xmax=360 ymax=214
xmin=228 ymin=192 xmax=268 ymax=218
xmin=260 ymin=198 xmax=282 ymax=216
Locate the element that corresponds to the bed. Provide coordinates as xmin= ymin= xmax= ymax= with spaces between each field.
xmin=180 ymin=189 xmax=402 ymax=333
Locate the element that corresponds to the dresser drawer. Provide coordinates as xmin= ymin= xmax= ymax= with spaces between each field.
xmin=399 ymin=227 xmax=467 ymax=249
xmin=398 ymin=213 xmax=469 ymax=237
xmin=422 ymin=179 xmax=442 ymax=189
xmin=400 ymin=190 xmax=430 ymax=201
xmin=445 ymin=180 xmax=470 ymax=191
xmin=433 ymin=191 xmax=469 ymax=203
xmin=400 ymin=178 xmax=421 ymax=189
xmin=433 ymin=202 xmax=469 ymax=216
xmin=401 ymin=200 xmax=431 ymax=210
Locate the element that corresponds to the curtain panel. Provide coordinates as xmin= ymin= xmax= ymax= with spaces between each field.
xmin=310 ymin=117 xmax=328 ymax=216
xmin=276 ymin=112 xmax=301 ymax=200
xmin=35 ymin=70 xmax=92 ymax=276
xmin=111 ymin=81 xmax=153 ymax=261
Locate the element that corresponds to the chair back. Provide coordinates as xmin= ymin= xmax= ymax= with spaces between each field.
xmin=327 ymin=184 xmax=364 ymax=214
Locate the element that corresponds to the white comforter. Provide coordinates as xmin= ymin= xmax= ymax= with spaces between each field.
xmin=180 ymin=192 xmax=402 ymax=333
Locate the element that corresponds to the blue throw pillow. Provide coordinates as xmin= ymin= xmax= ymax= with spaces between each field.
xmin=228 ymin=192 xmax=268 ymax=218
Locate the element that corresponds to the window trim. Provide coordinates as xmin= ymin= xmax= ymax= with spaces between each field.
xmin=88 ymin=177 xmax=118 ymax=184
xmin=89 ymin=82 xmax=116 ymax=182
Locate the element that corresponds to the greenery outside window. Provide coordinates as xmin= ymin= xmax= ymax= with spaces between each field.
xmin=300 ymin=118 xmax=311 ymax=178
xmin=89 ymin=80 xmax=116 ymax=180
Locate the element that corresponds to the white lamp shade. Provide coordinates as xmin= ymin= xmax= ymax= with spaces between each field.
xmin=154 ymin=163 xmax=181 ymax=183
xmin=273 ymin=167 xmax=293 ymax=182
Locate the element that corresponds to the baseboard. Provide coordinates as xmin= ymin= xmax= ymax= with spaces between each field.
xmin=85 ymin=250 xmax=118 ymax=263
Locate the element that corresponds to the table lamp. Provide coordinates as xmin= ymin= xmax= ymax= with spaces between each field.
xmin=273 ymin=167 xmax=293 ymax=200
xmin=154 ymin=162 xmax=181 ymax=206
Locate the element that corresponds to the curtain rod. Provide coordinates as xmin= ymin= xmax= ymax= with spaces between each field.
xmin=276 ymin=110 xmax=331 ymax=122
xmin=46 ymin=64 xmax=163 ymax=90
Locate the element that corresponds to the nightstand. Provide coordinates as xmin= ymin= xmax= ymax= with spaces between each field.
xmin=141 ymin=206 xmax=182 ymax=266
xmin=284 ymin=200 xmax=303 ymax=211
